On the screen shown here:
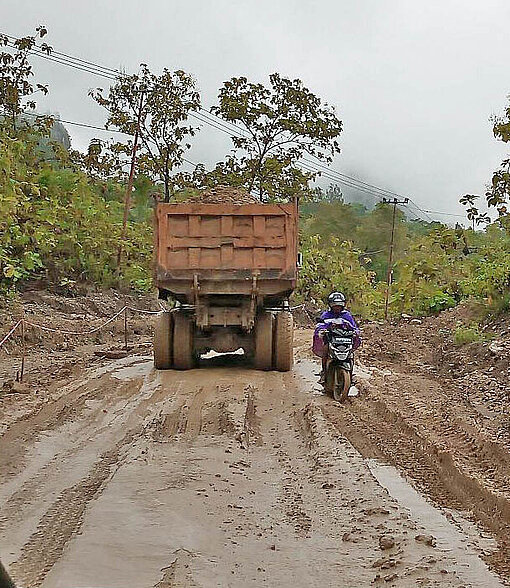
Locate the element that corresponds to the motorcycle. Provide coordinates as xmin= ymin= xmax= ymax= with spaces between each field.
xmin=322 ymin=318 xmax=356 ymax=402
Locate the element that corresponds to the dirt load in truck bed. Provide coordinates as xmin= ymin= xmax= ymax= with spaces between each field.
xmin=185 ymin=185 xmax=259 ymax=204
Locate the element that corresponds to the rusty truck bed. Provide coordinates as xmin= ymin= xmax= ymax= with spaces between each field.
xmin=154 ymin=201 xmax=298 ymax=300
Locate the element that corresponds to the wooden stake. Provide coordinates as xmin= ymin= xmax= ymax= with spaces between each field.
xmin=20 ymin=318 xmax=26 ymax=383
xmin=124 ymin=307 xmax=128 ymax=351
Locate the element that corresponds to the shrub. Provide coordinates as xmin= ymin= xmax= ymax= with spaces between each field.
xmin=453 ymin=325 xmax=484 ymax=346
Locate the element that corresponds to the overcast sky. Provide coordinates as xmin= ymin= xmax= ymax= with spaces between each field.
xmin=2 ymin=0 xmax=510 ymax=221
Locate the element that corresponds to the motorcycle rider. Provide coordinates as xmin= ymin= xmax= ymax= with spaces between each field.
xmin=313 ymin=292 xmax=361 ymax=384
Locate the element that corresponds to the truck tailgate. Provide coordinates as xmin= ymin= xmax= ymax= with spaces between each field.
xmin=155 ymin=202 xmax=298 ymax=289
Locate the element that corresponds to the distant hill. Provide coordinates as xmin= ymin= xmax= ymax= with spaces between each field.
xmin=48 ymin=118 xmax=71 ymax=149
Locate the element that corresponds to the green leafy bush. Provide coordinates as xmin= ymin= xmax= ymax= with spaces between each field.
xmin=295 ymin=234 xmax=384 ymax=319
xmin=453 ymin=325 xmax=484 ymax=346
xmin=0 ymin=127 xmax=153 ymax=293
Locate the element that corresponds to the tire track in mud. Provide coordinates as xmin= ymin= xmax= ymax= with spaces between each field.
xmin=322 ymin=376 xmax=510 ymax=577
xmin=149 ymin=378 xmax=263 ymax=448
xmin=294 ymin=398 xmax=490 ymax=586
xmin=242 ymin=385 xmax=262 ymax=447
xmin=249 ymin=374 xmax=316 ymax=540
xmin=149 ymin=383 xmax=219 ymax=441
xmin=0 ymin=362 xmax=161 ymax=530
xmin=0 ymin=377 xmax=118 ymax=479
xmin=379 ymin=375 xmax=510 ymax=499
xmin=0 ymin=376 xmax=147 ymax=535
xmin=0 ymin=356 xmax=154 ymax=482
xmin=254 ymin=376 xmax=485 ymax=586
xmin=9 ymin=427 xmax=140 ymax=588
xmin=1 ymin=362 xmax=167 ymax=584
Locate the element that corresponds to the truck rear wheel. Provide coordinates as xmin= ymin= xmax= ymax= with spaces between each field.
xmin=274 ymin=311 xmax=293 ymax=371
xmin=254 ymin=311 xmax=273 ymax=370
xmin=173 ymin=312 xmax=195 ymax=370
xmin=154 ymin=311 xmax=173 ymax=369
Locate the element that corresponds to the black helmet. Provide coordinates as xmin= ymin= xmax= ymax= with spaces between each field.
xmin=328 ymin=291 xmax=346 ymax=309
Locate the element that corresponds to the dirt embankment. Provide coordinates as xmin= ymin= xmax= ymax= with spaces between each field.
xmin=0 ymin=293 xmax=509 ymax=587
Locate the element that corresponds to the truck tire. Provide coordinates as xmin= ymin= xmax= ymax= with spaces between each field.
xmin=254 ymin=311 xmax=273 ymax=370
xmin=173 ymin=312 xmax=195 ymax=370
xmin=274 ymin=311 xmax=293 ymax=371
xmin=153 ymin=311 xmax=173 ymax=369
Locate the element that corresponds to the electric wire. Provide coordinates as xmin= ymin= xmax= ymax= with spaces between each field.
xmin=21 ymin=112 xmax=467 ymax=222
xmin=2 ymin=34 xmax=424 ymax=208
xmin=2 ymin=32 xmax=467 ymax=223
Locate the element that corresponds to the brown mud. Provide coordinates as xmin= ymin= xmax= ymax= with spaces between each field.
xmin=0 ymin=295 xmax=509 ymax=587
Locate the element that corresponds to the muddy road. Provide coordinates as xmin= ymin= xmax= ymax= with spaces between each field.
xmin=0 ymin=326 xmax=508 ymax=587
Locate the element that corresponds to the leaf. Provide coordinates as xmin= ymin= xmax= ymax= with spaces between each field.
xmin=3 ymin=264 xmax=15 ymax=278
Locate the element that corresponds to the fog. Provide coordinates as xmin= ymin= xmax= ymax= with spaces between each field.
xmin=2 ymin=0 xmax=510 ymax=220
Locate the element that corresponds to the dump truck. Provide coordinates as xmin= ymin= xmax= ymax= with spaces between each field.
xmin=153 ymin=195 xmax=298 ymax=371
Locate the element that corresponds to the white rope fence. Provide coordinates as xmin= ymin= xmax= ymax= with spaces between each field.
xmin=0 ymin=305 xmax=165 ymax=382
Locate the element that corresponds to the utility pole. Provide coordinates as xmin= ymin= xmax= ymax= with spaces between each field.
xmin=117 ymin=89 xmax=145 ymax=269
xmin=383 ymin=197 xmax=409 ymax=320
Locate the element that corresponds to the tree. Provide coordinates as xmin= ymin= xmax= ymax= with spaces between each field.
xmin=302 ymin=200 xmax=363 ymax=242
xmin=207 ymin=73 xmax=342 ymax=200
xmin=355 ymin=202 xmax=409 ymax=280
xmin=459 ymin=194 xmax=490 ymax=230
xmin=295 ymin=234 xmax=383 ymax=319
xmin=323 ymin=183 xmax=344 ymax=202
xmin=0 ymin=27 xmax=51 ymax=131
xmin=90 ymin=64 xmax=200 ymax=201
xmin=482 ymin=98 xmax=510 ymax=230
xmin=71 ymin=138 xmax=127 ymax=183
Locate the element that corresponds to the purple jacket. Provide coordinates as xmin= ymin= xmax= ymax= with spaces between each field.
xmin=313 ymin=309 xmax=361 ymax=356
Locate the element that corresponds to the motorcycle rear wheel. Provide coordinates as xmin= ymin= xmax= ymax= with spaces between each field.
xmin=332 ymin=367 xmax=351 ymax=403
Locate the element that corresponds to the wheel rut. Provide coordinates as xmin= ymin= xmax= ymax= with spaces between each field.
xmin=9 ymin=427 xmax=140 ymax=588
xmin=0 ymin=345 xmax=506 ymax=588
xmin=321 ymin=365 xmax=510 ymax=579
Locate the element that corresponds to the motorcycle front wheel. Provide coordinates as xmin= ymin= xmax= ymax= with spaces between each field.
xmin=332 ymin=366 xmax=351 ymax=403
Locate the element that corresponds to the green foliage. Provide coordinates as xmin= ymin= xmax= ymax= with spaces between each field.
xmin=0 ymin=27 xmax=52 ymax=131
xmin=468 ymin=97 xmax=510 ymax=231
xmin=303 ymin=200 xmax=364 ymax=242
xmin=90 ymin=65 xmax=200 ymax=201
xmin=4 ymin=59 xmax=510 ymax=325
xmin=453 ymin=325 xmax=484 ymax=346
xmin=0 ymin=125 xmax=153 ymax=293
xmin=295 ymin=234 xmax=384 ymax=319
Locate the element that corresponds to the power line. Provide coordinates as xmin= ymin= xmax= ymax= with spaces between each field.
xmin=2 ymin=34 xmax=409 ymax=200
xmin=4 ymin=40 xmax=118 ymax=80
xmin=189 ymin=110 xmax=245 ymax=138
xmin=420 ymin=209 xmax=466 ymax=218
xmin=3 ymin=31 xmax=465 ymax=222
xmin=22 ymin=111 xmax=126 ymax=134
xmin=23 ymin=113 xmax=466 ymax=223
xmin=400 ymin=199 xmax=434 ymax=223
xmin=182 ymin=156 xmax=200 ymax=168
xmin=23 ymin=112 xmax=205 ymax=172
xmin=2 ymin=32 xmax=421 ymax=207
xmin=3 ymin=34 xmax=120 ymax=78
xmin=298 ymin=160 xmax=385 ymax=203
